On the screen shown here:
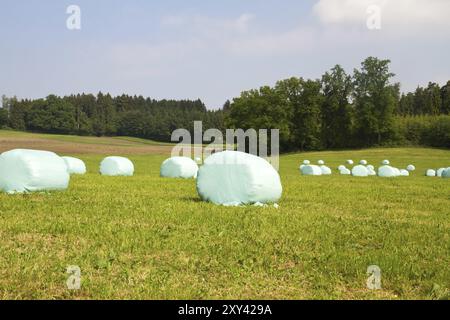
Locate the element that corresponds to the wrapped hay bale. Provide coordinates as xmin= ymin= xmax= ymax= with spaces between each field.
xmin=299 ymin=160 xmax=310 ymax=171
xmin=436 ymin=168 xmax=446 ymax=177
xmin=196 ymin=151 xmax=282 ymax=206
xmin=352 ymin=165 xmax=369 ymax=177
xmin=340 ymin=168 xmax=351 ymax=175
xmin=318 ymin=160 xmax=325 ymax=165
xmin=366 ymin=165 xmax=375 ymax=171
xmin=407 ymin=165 xmax=416 ymax=172
xmin=160 ymin=156 xmax=199 ymax=179
xmin=338 ymin=165 xmax=346 ymax=171
xmin=346 ymin=160 xmax=354 ymax=165
xmin=442 ymin=168 xmax=450 ymax=178
xmin=426 ymin=169 xmax=436 ymax=177
xmin=62 ymin=156 xmax=86 ymax=175
xmin=360 ymin=160 xmax=368 ymax=165
xmin=301 ymin=165 xmax=322 ymax=176
xmin=320 ymin=165 xmax=332 ymax=175
xmin=367 ymin=168 xmax=377 ymax=176
xmin=100 ymin=156 xmax=134 ymax=176
xmin=378 ymin=165 xmax=397 ymax=177
xmin=0 ymin=149 xmax=70 ymax=193
xmin=400 ymin=169 xmax=410 ymax=176
xmin=382 ymin=160 xmax=390 ymax=165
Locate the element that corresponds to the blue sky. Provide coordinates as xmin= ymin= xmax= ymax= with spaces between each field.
xmin=1 ymin=0 xmax=449 ymax=108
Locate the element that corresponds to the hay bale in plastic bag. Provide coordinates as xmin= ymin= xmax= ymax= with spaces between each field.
xmin=360 ymin=160 xmax=368 ymax=165
xmin=442 ymin=168 xmax=450 ymax=178
xmin=352 ymin=165 xmax=369 ymax=177
xmin=340 ymin=168 xmax=351 ymax=175
xmin=368 ymin=168 xmax=377 ymax=176
xmin=301 ymin=165 xmax=322 ymax=176
xmin=407 ymin=165 xmax=415 ymax=172
xmin=436 ymin=168 xmax=446 ymax=177
xmin=196 ymin=151 xmax=282 ymax=206
xmin=400 ymin=169 xmax=410 ymax=176
xmin=320 ymin=165 xmax=332 ymax=175
xmin=378 ymin=165 xmax=397 ymax=177
xmin=100 ymin=156 xmax=134 ymax=176
xmin=366 ymin=165 xmax=375 ymax=171
xmin=62 ymin=156 xmax=86 ymax=175
xmin=382 ymin=160 xmax=390 ymax=165
xmin=346 ymin=160 xmax=354 ymax=165
xmin=338 ymin=165 xmax=346 ymax=171
xmin=0 ymin=149 xmax=70 ymax=193
xmin=426 ymin=169 xmax=436 ymax=177
xmin=160 ymin=156 xmax=198 ymax=179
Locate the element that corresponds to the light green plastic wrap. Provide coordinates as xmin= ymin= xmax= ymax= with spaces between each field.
xmin=196 ymin=151 xmax=282 ymax=206
xmin=301 ymin=165 xmax=322 ymax=176
xmin=100 ymin=156 xmax=134 ymax=176
xmin=62 ymin=156 xmax=87 ymax=175
xmin=442 ymin=168 xmax=450 ymax=178
xmin=0 ymin=149 xmax=70 ymax=194
xmin=352 ymin=165 xmax=369 ymax=177
xmin=160 ymin=156 xmax=199 ymax=179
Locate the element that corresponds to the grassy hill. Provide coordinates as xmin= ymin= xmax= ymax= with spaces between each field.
xmin=0 ymin=131 xmax=448 ymax=299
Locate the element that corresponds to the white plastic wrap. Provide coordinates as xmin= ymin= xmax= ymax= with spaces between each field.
xmin=368 ymin=168 xmax=377 ymax=176
xmin=426 ymin=169 xmax=436 ymax=177
xmin=196 ymin=151 xmax=282 ymax=206
xmin=436 ymin=168 xmax=446 ymax=177
xmin=340 ymin=168 xmax=351 ymax=175
xmin=0 ymin=149 xmax=70 ymax=193
xmin=352 ymin=165 xmax=369 ymax=177
xmin=366 ymin=165 xmax=375 ymax=171
xmin=100 ymin=156 xmax=134 ymax=176
xmin=320 ymin=165 xmax=332 ymax=175
xmin=318 ymin=160 xmax=325 ymax=165
xmin=442 ymin=168 xmax=450 ymax=178
xmin=407 ymin=165 xmax=416 ymax=172
xmin=400 ymin=169 xmax=410 ymax=176
xmin=301 ymin=165 xmax=322 ymax=176
xmin=62 ymin=156 xmax=87 ymax=175
xmin=378 ymin=165 xmax=397 ymax=177
xmin=338 ymin=165 xmax=346 ymax=171
xmin=160 ymin=156 xmax=199 ymax=179
xmin=346 ymin=160 xmax=354 ymax=165
xmin=382 ymin=160 xmax=390 ymax=165
xmin=360 ymin=160 xmax=368 ymax=165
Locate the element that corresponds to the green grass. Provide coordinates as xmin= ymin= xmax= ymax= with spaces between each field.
xmin=0 ymin=147 xmax=449 ymax=299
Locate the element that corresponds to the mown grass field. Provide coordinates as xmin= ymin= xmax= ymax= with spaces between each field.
xmin=0 ymin=131 xmax=449 ymax=300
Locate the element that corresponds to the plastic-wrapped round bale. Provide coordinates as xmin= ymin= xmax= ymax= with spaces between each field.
xmin=442 ymin=168 xmax=450 ymax=178
xmin=301 ymin=165 xmax=322 ymax=176
xmin=160 ymin=156 xmax=198 ymax=179
xmin=366 ymin=165 xmax=375 ymax=171
xmin=340 ymin=168 xmax=351 ymax=175
xmin=100 ymin=156 xmax=134 ymax=176
xmin=436 ymin=168 xmax=446 ymax=177
xmin=346 ymin=160 xmax=354 ymax=165
xmin=407 ymin=165 xmax=415 ymax=172
xmin=0 ymin=149 xmax=70 ymax=193
xmin=367 ymin=168 xmax=377 ymax=176
xmin=360 ymin=160 xmax=368 ymax=165
xmin=62 ymin=156 xmax=86 ymax=175
xmin=320 ymin=165 xmax=332 ymax=175
xmin=378 ymin=165 xmax=397 ymax=177
xmin=400 ymin=169 xmax=410 ymax=176
xmin=196 ymin=151 xmax=282 ymax=206
xmin=352 ymin=165 xmax=369 ymax=177
xmin=338 ymin=165 xmax=346 ymax=171
xmin=425 ymin=169 xmax=436 ymax=177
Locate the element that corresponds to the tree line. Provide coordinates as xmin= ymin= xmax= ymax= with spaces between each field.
xmin=0 ymin=93 xmax=225 ymax=141
xmin=0 ymin=56 xmax=449 ymax=150
xmin=226 ymin=57 xmax=450 ymax=151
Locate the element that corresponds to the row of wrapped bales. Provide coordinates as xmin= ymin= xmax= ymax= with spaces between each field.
xmin=0 ymin=149 xmax=134 ymax=193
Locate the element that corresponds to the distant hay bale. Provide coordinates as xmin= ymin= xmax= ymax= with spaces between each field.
xmin=425 ymin=169 xmax=436 ymax=177
xmin=346 ymin=160 xmax=354 ymax=165
xmin=301 ymin=165 xmax=323 ymax=176
xmin=62 ymin=156 xmax=86 ymax=175
xmin=340 ymin=168 xmax=351 ymax=175
xmin=100 ymin=156 xmax=134 ymax=176
xmin=320 ymin=165 xmax=332 ymax=175
xmin=196 ymin=151 xmax=282 ymax=206
xmin=366 ymin=165 xmax=375 ymax=171
xmin=407 ymin=165 xmax=416 ymax=172
xmin=160 ymin=156 xmax=199 ymax=179
xmin=436 ymin=168 xmax=446 ymax=177
xmin=338 ymin=165 xmax=346 ymax=171
xmin=442 ymin=168 xmax=450 ymax=178
xmin=382 ymin=160 xmax=390 ymax=165
xmin=378 ymin=165 xmax=397 ymax=178
xmin=0 ymin=149 xmax=70 ymax=193
xmin=360 ymin=160 xmax=368 ymax=165
xmin=352 ymin=165 xmax=369 ymax=177
xmin=318 ymin=160 xmax=325 ymax=165
xmin=400 ymin=169 xmax=410 ymax=176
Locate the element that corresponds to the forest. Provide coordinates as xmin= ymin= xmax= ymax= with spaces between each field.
xmin=1 ymin=57 xmax=449 ymax=151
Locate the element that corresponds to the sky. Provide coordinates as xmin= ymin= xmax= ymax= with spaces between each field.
xmin=1 ymin=0 xmax=449 ymax=109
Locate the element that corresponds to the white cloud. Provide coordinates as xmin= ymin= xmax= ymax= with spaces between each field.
xmin=313 ymin=0 xmax=450 ymax=30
